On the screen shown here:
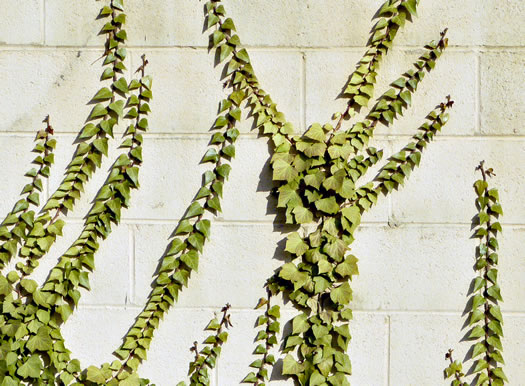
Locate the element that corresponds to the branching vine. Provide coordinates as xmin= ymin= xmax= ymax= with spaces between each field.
xmin=0 ymin=0 xmax=495 ymax=385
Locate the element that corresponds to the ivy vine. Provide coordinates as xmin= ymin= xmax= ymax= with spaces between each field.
xmin=445 ymin=162 xmax=507 ymax=386
xmin=0 ymin=0 xmax=505 ymax=385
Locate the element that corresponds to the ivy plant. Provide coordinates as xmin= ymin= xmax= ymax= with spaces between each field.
xmin=0 ymin=0 xmax=488 ymax=385
xmin=445 ymin=161 xmax=507 ymax=386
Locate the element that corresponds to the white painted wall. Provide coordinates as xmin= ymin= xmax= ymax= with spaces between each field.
xmin=0 ymin=1 xmax=524 ymax=384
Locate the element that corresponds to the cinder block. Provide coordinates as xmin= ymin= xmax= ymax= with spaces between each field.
xmin=218 ymin=310 xmax=387 ymax=385
xmin=481 ymin=51 xmax=525 ymax=135
xmin=394 ymin=0 xmax=482 ymax=47
xmin=123 ymin=136 xmax=208 ymax=220
xmin=0 ymin=50 xmax=127 ymax=134
xmin=305 ymin=49 xmax=476 ymax=136
xmin=391 ymin=139 xmax=525 ymax=225
xmin=390 ymin=313 xmax=525 ymax=385
xmin=133 ymin=223 xmax=287 ymax=308
xmin=390 ymin=313 xmax=470 ymax=385
xmin=0 ymin=0 xmax=42 ymax=45
xmin=126 ymin=0 xmax=207 ymax=47
xmin=128 ymin=49 xmax=226 ymax=134
xmin=61 ymin=307 xmax=140 ymax=369
xmin=45 ymin=0 xmax=105 ymax=46
xmin=481 ymin=0 xmax=525 ymax=46
xmin=350 ymin=225 xmax=476 ymax=311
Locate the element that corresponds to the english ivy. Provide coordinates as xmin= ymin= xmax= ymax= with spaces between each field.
xmin=0 ymin=0 xmax=484 ymax=385
xmin=445 ymin=162 xmax=507 ymax=386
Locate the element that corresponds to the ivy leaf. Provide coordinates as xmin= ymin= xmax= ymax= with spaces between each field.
xmin=109 ymin=100 xmax=125 ymax=118
xmin=93 ymin=87 xmax=113 ymax=100
xmin=282 ymin=354 xmax=303 ymax=375
xmin=472 ymin=342 xmax=486 ymax=358
xmin=489 ymin=305 xmax=504 ymax=323
xmin=89 ymin=104 xmax=108 ymax=120
xmin=330 ymin=282 xmax=353 ymax=305
xmin=315 ymin=197 xmax=339 ymax=214
xmin=285 ymin=233 xmax=308 ymax=256
xmin=86 ymin=366 xmax=109 ymax=383
xmin=16 ymin=355 xmax=42 ymax=378
xmin=401 ymin=0 xmax=418 ymax=15
xmin=185 ymin=202 xmax=204 ymax=218
xmin=26 ymin=327 xmax=53 ymax=352
xmin=292 ymin=313 xmax=310 ymax=334
xmin=181 ymin=250 xmax=199 ymax=271
xmin=242 ymin=373 xmax=258 ymax=383
xmin=273 ymin=160 xmax=298 ymax=182
xmin=292 ymin=206 xmax=314 ymax=224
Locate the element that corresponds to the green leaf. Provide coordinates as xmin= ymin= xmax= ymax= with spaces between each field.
xmin=185 ymin=202 xmax=204 ymax=218
xmin=86 ymin=366 xmax=109 ymax=384
xmin=21 ymin=279 xmax=38 ymax=293
xmin=401 ymin=0 xmax=418 ymax=16
xmin=489 ymin=305 xmax=504 ymax=323
xmin=109 ymin=100 xmax=125 ymax=117
xmin=26 ymin=327 xmax=53 ymax=352
xmin=93 ymin=138 xmax=109 ymax=155
xmin=89 ymin=104 xmax=108 ymax=120
xmin=113 ymin=77 xmax=129 ymax=93
xmin=220 ymin=44 xmax=234 ymax=62
xmin=242 ymin=373 xmax=258 ymax=383
xmin=315 ymin=197 xmax=339 ymax=214
xmin=273 ymin=160 xmax=298 ymax=182
xmin=181 ymin=250 xmax=199 ymax=271
xmin=330 ymin=282 xmax=353 ymax=305
xmin=93 ymin=87 xmax=113 ymax=100
xmin=292 ymin=313 xmax=310 ymax=334
xmin=196 ymin=219 xmax=211 ymax=239
xmin=285 ymin=233 xmax=308 ymax=256
xmin=125 ymin=166 xmax=140 ymax=187
xmin=17 ymin=355 xmax=42 ymax=379
xmin=472 ymin=342 xmax=486 ymax=358
xmin=304 ymin=123 xmax=326 ymax=142
xmin=292 ymin=206 xmax=314 ymax=224
xmin=282 ymin=354 xmax=303 ymax=375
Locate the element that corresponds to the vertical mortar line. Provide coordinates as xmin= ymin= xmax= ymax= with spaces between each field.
xmin=128 ymin=224 xmax=135 ymax=304
xmin=475 ymin=49 xmax=481 ymax=135
xmin=386 ymin=314 xmax=391 ymax=386
xmin=301 ymin=50 xmax=306 ymax=133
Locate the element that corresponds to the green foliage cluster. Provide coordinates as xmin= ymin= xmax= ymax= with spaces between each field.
xmin=0 ymin=0 xmax=153 ymax=384
xmin=0 ymin=0 xmax=509 ymax=385
xmin=445 ymin=162 xmax=507 ymax=386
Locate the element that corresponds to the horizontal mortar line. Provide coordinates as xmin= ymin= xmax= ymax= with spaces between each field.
xmin=3 ymin=131 xmax=525 ymax=141
xmin=74 ymin=305 xmax=525 ymax=317
xmin=3 ymin=43 xmax=524 ymax=52
xmin=351 ymin=310 xmax=525 ymax=316
xmin=60 ymin=218 xmax=525 ymax=230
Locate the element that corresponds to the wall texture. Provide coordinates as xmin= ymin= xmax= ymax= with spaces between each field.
xmin=1 ymin=0 xmax=524 ymax=385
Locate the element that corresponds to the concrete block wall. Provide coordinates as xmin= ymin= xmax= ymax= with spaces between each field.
xmin=0 ymin=1 xmax=524 ymax=384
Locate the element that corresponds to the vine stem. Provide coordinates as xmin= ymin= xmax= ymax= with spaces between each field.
xmin=477 ymin=160 xmax=493 ymax=385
